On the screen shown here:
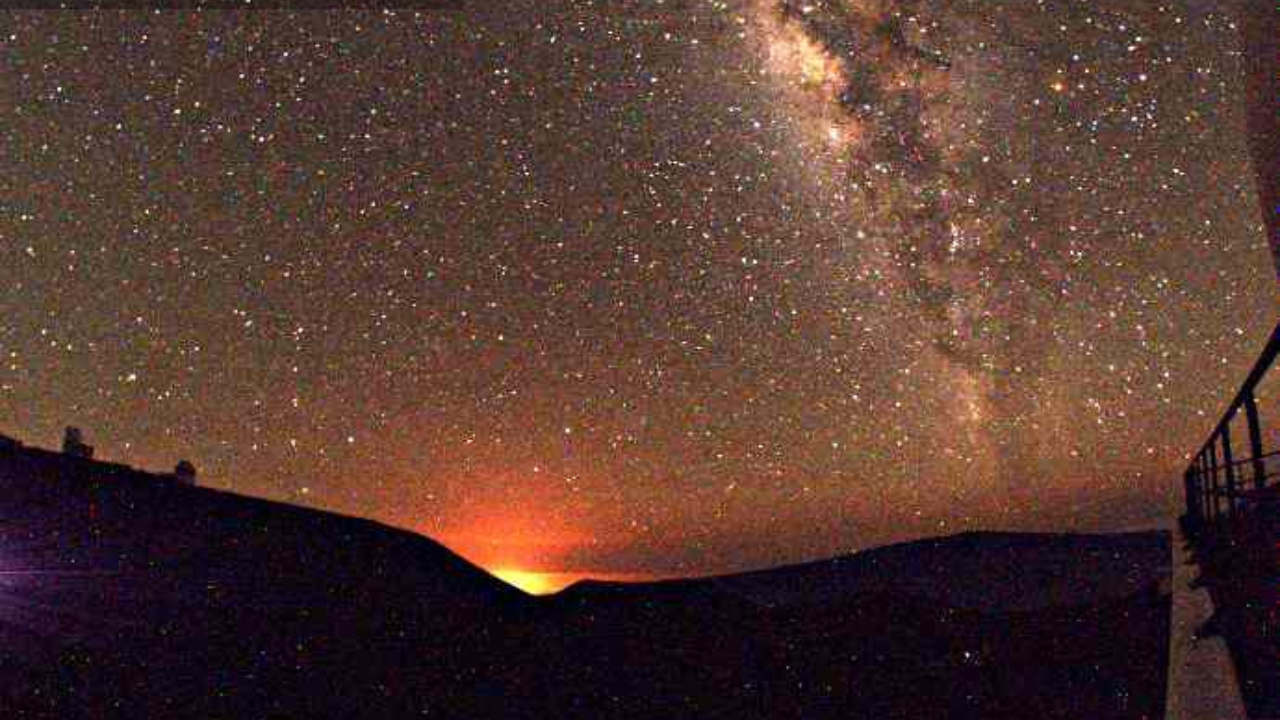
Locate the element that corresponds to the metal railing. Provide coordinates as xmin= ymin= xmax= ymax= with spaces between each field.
xmin=1183 ymin=320 xmax=1280 ymax=528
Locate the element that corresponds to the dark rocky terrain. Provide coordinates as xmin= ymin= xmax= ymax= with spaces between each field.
xmin=0 ymin=437 xmax=1171 ymax=719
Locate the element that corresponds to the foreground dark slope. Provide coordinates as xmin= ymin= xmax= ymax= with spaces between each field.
xmin=544 ymin=533 xmax=1172 ymax=720
xmin=0 ymin=444 xmax=533 ymax=718
xmin=0 ymin=441 xmax=1171 ymax=719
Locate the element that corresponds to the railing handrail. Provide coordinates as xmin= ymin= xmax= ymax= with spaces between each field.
xmin=1183 ymin=318 xmax=1280 ymax=529
xmin=1190 ymin=320 xmax=1280 ymax=463
xmin=1201 ymin=449 xmax=1280 ymax=472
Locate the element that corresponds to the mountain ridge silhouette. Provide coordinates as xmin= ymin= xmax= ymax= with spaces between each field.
xmin=0 ymin=437 xmax=1171 ymax=719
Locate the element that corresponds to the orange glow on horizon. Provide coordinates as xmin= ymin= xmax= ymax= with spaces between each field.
xmin=491 ymin=568 xmax=563 ymax=595
xmin=424 ymin=491 xmax=656 ymax=595
xmin=488 ymin=567 xmax=662 ymax=595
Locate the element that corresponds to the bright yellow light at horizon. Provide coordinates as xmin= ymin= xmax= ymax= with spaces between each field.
xmin=490 ymin=568 xmax=561 ymax=595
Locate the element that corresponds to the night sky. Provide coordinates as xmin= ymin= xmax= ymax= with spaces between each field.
xmin=1 ymin=1 xmax=1275 ymax=590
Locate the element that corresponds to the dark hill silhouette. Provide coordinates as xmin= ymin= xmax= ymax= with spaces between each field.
xmin=535 ymin=532 xmax=1171 ymax=719
xmin=0 ymin=436 xmax=1171 ymax=718
xmin=551 ymin=530 xmax=1169 ymax=619
xmin=0 ymin=439 xmax=531 ymax=718
xmin=706 ymin=530 xmax=1170 ymax=611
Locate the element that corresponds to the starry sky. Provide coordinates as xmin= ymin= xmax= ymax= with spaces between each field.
xmin=1 ymin=1 xmax=1275 ymax=589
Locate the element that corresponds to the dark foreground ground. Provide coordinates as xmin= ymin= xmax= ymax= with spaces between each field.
xmin=0 ymin=439 xmax=1171 ymax=719
xmin=1185 ymin=487 xmax=1280 ymax=719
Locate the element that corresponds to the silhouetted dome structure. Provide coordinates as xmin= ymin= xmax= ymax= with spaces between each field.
xmin=62 ymin=426 xmax=94 ymax=459
xmin=173 ymin=460 xmax=197 ymax=485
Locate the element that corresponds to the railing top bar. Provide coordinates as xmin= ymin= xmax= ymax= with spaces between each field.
xmin=1191 ymin=319 xmax=1280 ymax=463
xmin=1191 ymin=448 xmax=1280 ymax=471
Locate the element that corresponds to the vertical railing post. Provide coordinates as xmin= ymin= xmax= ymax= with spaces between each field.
xmin=1244 ymin=392 xmax=1266 ymax=491
xmin=1189 ymin=466 xmax=1203 ymax=527
xmin=1222 ymin=422 xmax=1237 ymax=517
xmin=1200 ymin=451 xmax=1212 ymax=522
xmin=1208 ymin=441 xmax=1220 ymax=521
xmin=1196 ymin=466 xmax=1203 ymax=524
xmin=1184 ymin=469 xmax=1196 ymax=526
